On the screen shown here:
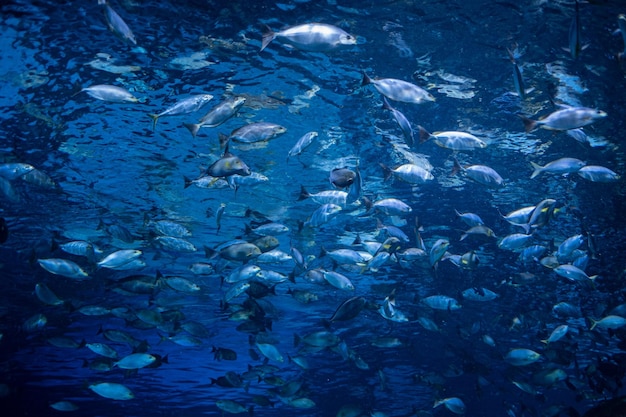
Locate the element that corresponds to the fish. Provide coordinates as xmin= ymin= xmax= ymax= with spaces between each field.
xmin=618 ymin=14 xmax=626 ymax=61
xmin=97 ymin=249 xmax=142 ymax=269
xmin=148 ymin=94 xmax=213 ymax=129
xmin=422 ymin=295 xmax=461 ymax=311
xmin=206 ymin=145 xmax=251 ymax=178
xmin=114 ymin=353 xmax=157 ymax=369
xmin=530 ymin=157 xmax=586 ymax=179
xmin=565 ymin=0 xmax=588 ymax=59
xmin=303 ymin=203 xmax=342 ymax=228
xmin=329 ymin=167 xmax=356 ymax=188
xmin=184 ymin=96 xmax=246 ymax=137
xmin=520 ymin=106 xmax=607 ymax=132
xmin=507 ymin=46 xmax=528 ymax=99
xmin=418 ymin=126 xmax=487 ymax=150
xmin=0 ymin=162 xmax=34 ymax=180
xmin=381 ymin=96 xmax=414 ymax=146
xmin=88 ymin=382 xmax=134 ymax=400
xmin=434 ymin=397 xmax=466 ymax=415
xmin=577 ymin=165 xmax=620 ymax=182
xmin=288 ymin=131 xmax=318 ymax=160
xmin=380 ymin=163 xmax=434 ymax=184
xmin=80 ymin=84 xmax=139 ymax=103
xmin=362 ymin=73 xmax=435 ymax=104
xmin=37 ymin=258 xmax=89 ymax=280
xmin=298 ymin=186 xmax=348 ymax=207
xmin=452 ymin=157 xmax=503 ymax=187
xmin=261 ymin=23 xmax=357 ymax=52
xmin=364 ymin=197 xmax=412 ymax=216
xmin=504 ymin=348 xmax=541 ymax=366
xmin=98 ymin=0 xmax=137 ymax=45
xmin=219 ymin=122 xmax=287 ymax=147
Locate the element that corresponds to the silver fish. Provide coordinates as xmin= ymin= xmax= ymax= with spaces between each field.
xmin=362 ymin=73 xmax=435 ymax=104
xmin=261 ymin=23 xmax=357 ymax=52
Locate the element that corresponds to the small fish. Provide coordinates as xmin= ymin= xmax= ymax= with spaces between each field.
xmin=329 ymin=167 xmax=356 ymax=188
xmin=520 ymin=106 xmax=607 ymax=132
xmin=381 ymin=96 xmax=414 ymax=146
xmin=434 ymin=397 xmax=466 ymax=415
xmin=0 ymin=162 xmax=34 ymax=180
xmin=380 ymin=163 xmax=433 ymax=184
xmin=617 ymin=14 xmax=626 ymax=61
xmin=148 ymin=94 xmax=213 ymax=129
xmin=220 ymin=122 xmax=287 ymax=147
xmin=288 ymin=131 xmax=318 ymax=160
xmin=298 ymin=186 xmax=348 ymax=207
xmin=114 ymin=353 xmax=157 ymax=369
xmin=261 ymin=23 xmax=357 ymax=52
xmin=98 ymin=0 xmax=137 ymax=45
xmin=504 ymin=348 xmax=541 ymax=366
xmin=422 ymin=295 xmax=461 ymax=311
xmin=419 ymin=126 xmax=487 ymax=150
xmin=80 ymin=84 xmax=139 ymax=103
xmin=88 ymin=382 xmax=134 ymax=400
xmin=565 ymin=0 xmax=588 ymax=59
xmin=452 ymin=157 xmax=503 ymax=187
xmin=206 ymin=145 xmax=251 ymax=178
xmin=97 ymin=249 xmax=142 ymax=269
xmin=507 ymin=46 xmax=528 ymax=99
xmin=589 ymin=315 xmax=626 ymax=330
xmin=577 ymin=165 xmax=620 ymax=182
xmin=362 ymin=73 xmax=435 ymax=104
xmin=530 ymin=157 xmax=586 ymax=179
xmin=38 ymin=258 xmax=89 ymax=280
xmin=304 ymin=203 xmax=342 ymax=228
xmin=184 ymin=96 xmax=246 ymax=137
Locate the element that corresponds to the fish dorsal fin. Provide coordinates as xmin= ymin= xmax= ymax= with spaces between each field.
xmin=222 ymin=143 xmax=233 ymax=158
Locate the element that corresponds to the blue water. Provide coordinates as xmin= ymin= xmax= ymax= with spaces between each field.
xmin=1 ymin=0 xmax=626 ymax=416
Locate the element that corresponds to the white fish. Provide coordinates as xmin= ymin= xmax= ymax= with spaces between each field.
xmin=261 ymin=23 xmax=357 ymax=52
xmin=381 ymin=163 xmax=434 ymax=184
xmin=505 ymin=348 xmax=541 ymax=366
xmin=419 ymin=126 xmax=487 ymax=150
xmin=97 ymin=249 xmax=142 ymax=269
xmin=148 ymin=94 xmax=213 ymax=129
xmin=80 ymin=84 xmax=139 ymax=103
xmin=577 ymin=165 xmax=620 ymax=182
xmin=381 ymin=96 xmax=414 ymax=146
xmin=288 ymin=131 xmax=318 ymax=160
xmin=0 ymin=162 xmax=34 ymax=180
xmin=434 ymin=397 xmax=466 ymax=415
xmin=520 ymin=106 xmax=606 ymax=132
xmin=88 ymin=382 xmax=134 ymax=400
xmin=362 ymin=73 xmax=435 ymax=104
xmin=530 ymin=157 xmax=586 ymax=179
xmin=99 ymin=0 xmax=137 ymax=45
xmin=37 ymin=258 xmax=89 ymax=280
xmin=453 ymin=158 xmax=503 ymax=187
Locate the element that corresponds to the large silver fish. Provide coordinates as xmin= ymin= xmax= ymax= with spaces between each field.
xmin=261 ymin=23 xmax=356 ymax=52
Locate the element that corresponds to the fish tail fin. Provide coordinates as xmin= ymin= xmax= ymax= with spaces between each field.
xmin=530 ymin=161 xmax=543 ymax=179
xmin=518 ymin=115 xmax=537 ymax=133
xmin=418 ymin=125 xmax=431 ymax=143
xmin=381 ymin=96 xmax=392 ymax=110
xmin=183 ymin=122 xmax=200 ymax=138
xmin=361 ymin=72 xmax=372 ymax=87
xmin=380 ymin=163 xmax=392 ymax=181
xmin=148 ymin=113 xmax=159 ymax=130
xmin=218 ymin=132 xmax=230 ymax=149
xmin=183 ymin=176 xmax=193 ymax=189
xmin=451 ymin=157 xmax=462 ymax=176
xmin=589 ymin=317 xmax=598 ymax=331
xmin=260 ymin=27 xmax=275 ymax=52
xmin=297 ymin=185 xmax=310 ymax=201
